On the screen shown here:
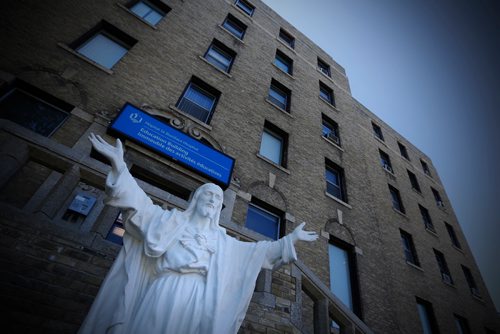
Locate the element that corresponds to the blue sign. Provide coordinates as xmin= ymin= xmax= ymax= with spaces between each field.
xmin=109 ymin=103 xmax=235 ymax=188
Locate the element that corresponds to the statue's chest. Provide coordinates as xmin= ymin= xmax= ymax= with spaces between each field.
xmin=158 ymin=226 xmax=217 ymax=275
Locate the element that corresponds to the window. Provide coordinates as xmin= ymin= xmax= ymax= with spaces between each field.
xmin=454 ymin=314 xmax=471 ymax=334
xmin=461 ymin=265 xmax=480 ymax=297
xmin=407 ymin=170 xmax=421 ymax=192
xmin=398 ymin=141 xmax=410 ymax=160
xmin=0 ymin=81 xmax=71 ymax=136
xmin=325 ymin=159 xmax=347 ymax=202
xmin=445 ymin=222 xmax=461 ymax=249
xmin=278 ymin=28 xmax=295 ymax=49
xmin=416 ymin=297 xmax=440 ymax=334
xmin=130 ymin=165 xmax=192 ymax=201
xmin=204 ymin=39 xmax=236 ymax=72
xmin=433 ymin=249 xmax=453 ymax=284
xmin=328 ymin=239 xmax=360 ymax=316
xmin=400 ymin=230 xmax=420 ymax=266
xmin=431 ymin=187 xmax=444 ymax=207
xmin=421 ymin=159 xmax=432 ymax=177
xmin=319 ymin=81 xmax=335 ymax=106
xmin=268 ymin=79 xmax=291 ymax=111
xmin=71 ymin=21 xmax=137 ymax=69
xmin=222 ymin=14 xmax=247 ymax=40
xmin=245 ymin=199 xmax=283 ymax=240
xmin=372 ymin=122 xmax=384 ymax=141
xmin=127 ymin=0 xmax=170 ymax=26
xmin=259 ymin=121 xmax=288 ymax=167
xmin=322 ymin=114 xmax=341 ymax=146
xmin=389 ymin=185 xmax=405 ymax=213
xmin=106 ymin=212 xmax=125 ymax=245
xmin=176 ymin=77 xmax=220 ymax=124
xmin=379 ymin=150 xmax=393 ymax=173
xmin=235 ymin=0 xmax=255 ymax=16
xmin=317 ymin=57 xmax=331 ymax=77
xmin=419 ymin=204 xmax=435 ymax=231
xmin=274 ymin=50 xmax=293 ymax=75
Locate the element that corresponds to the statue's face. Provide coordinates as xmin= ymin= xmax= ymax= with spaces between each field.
xmin=195 ymin=184 xmax=223 ymax=219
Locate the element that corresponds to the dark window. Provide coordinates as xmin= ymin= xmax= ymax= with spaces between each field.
xmin=421 ymin=159 xmax=432 ymax=177
xmin=204 ymin=39 xmax=236 ymax=72
xmin=278 ymin=28 xmax=295 ymax=49
xmin=398 ymin=141 xmax=410 ymax=160
xmin=407 ymin=170 xmax=421 ymax=192
xmin=319 ymin=81 xmax=335 ymax=105
xmin=379 ymin=150 xmax=393 ymax=173
xmin=0 ymin=81 xmax=71 ymax=136
xmin=416 ymin=297 xmax=440 ymax=334
xmin=235 ymin=0 xmax=255 ymax=16
xmin=322 ymin=114 xmax=341 ymax=146
xmin=419 ymin=204 xmax=435 ymax=231
xmin=259 ymin=121 xmax=288 ymax=167
xmin=328 ymin=237 xmax=362 ymax=317
xmin=372 ymin=122 xmax=384 ymax=141
xmin=274 ymin=50 xmax=293 ymax=75
xmin=389 ymin=185 xmax=405 ymax=213
xmin=326 ymin=159 xmax=347 ymax=202
xmin=176 ymin=77 xmax=220 ymax=124
xmin=127 ymin=0 xmax=171 ymax=26
xmin=445 ymin=222 xmax=461 ymax=249
xmin=461 ymin=265 xmax=481 ymax=297
xmin=431 ymin=187 xmax=444 ymax=207
xmin=268 ymin=79 xmax=291 ymax=111
xmin=318 ymin=57 xmax=331 ymax=77
xmin=222 ymin=14 xmax=247 ymax=39
xmin=70 ymin=20 xmax=137 ymax=69
xmin=485 ymin=327 xmax=497 ymax=334
xmin=400 ymin=229 xmax=420 ymax=266
xmin=434 ymin=249 xmax=453 ymax=284
xmin=130 ymin=165 xmax=192 ymax=201
xmin=245 ymin=198 xmax=283 ymax=240
xmin=106 ymin=212 xmax=125 ymax=245
xmin=454 ymin=314 xmax=471 ymax=334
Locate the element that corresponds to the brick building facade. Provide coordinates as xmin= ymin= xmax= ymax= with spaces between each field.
xmin=0 ymin=0 xmax=498 ymax=333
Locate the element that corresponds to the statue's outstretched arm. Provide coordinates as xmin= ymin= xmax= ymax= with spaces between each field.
xmin=263 ymin=222 xmax=318 ymax=269
xmin=89 ymin=133 xmax=127 ymax=182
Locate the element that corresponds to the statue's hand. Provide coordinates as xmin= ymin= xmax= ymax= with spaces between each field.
xmin=88 ymin=133 xmax=126 ymax=170
xmin=290 ymin=222 xmax=318 ymax=244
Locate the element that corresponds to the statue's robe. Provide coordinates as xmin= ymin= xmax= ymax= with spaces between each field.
xmin=78 ymin=167 xmax=297 ymax=334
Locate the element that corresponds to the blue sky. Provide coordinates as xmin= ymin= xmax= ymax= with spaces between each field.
xmin=261 ymin=0 xmax=500 ymax=310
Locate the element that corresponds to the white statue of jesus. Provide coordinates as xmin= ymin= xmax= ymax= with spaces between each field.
xmin=79 ymin=134 xmax=318 ymax=334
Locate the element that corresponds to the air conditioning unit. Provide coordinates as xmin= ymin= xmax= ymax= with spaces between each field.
xmin=383 ymin=164 xmax=393 ymax=173
xmin=442 ymin=273 xmax=453 ymax=285
xmin=326 ymin=132 xmax=340 ymax=145
xmin=437 ymin=200 xmax=445 ymax=207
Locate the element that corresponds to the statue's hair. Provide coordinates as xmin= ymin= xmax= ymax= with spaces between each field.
xmin=182 ymin=183 xmax=224 ymax=231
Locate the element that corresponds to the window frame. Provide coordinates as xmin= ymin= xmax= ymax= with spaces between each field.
xmin=127 ymin=0 xmax=171 ymax=26
xmin=407 ymin=170 xmax=421 ymax=192
xmin=274 ymin=49 xmax=293 ymax=75
xmin=419 ymin=204 xmax=435 ymax=231
xmin=389 ymin=184 xmax=405 ymax=213
xmin=431 ymin=187 xmax=444 ymax=207
xmin=372 ymin=122 xmax=384 ymax=141
xmin=325 ymin=159 xmax=348 ymax=202
xmin=222 ymin=13 xmax=247 ymax=40
xmin=204 ymin=39 xmax=236 ymax=73
xmin=322 ymin=114 xmax=341 ymax=146
xmin=317 ymin=57 xmax=331 ymax=77
xmin=278 ymin=28 xmax=295 ymax=49
xmin=454 ymin=314 xmax=472 ymax=334
xmin=398 ymin=141 xmax=410 ymax=160
xmin=433 ymin=249 xmax=453 ymax=284
xmin=400 ymin=229 xmax=420 ymax=266
xmin=70 ymin=20 xmax=137 ymax=70
xmin=268 ymin=79 xmax=291 ymax=112
xmin=0 ymin=80 xmax=72 ymax=137
xmin=234 ymin=0 xmax=255 ymax=16
xmin=176 ymin=77 xmax=220 ymax=124
xmin=421 ymin=159 xmax=432 ymax=177
xmin=245 ymin=198 xmax=284 ymax=240
xmin=416 ymin=297 xmax=440 ymax=334
xmin=379 ymin=149 xmax=393 ymax=173
xmin=259 ymin=121 xmax=288 ymax=167
xmin=319 ymin=81 xmax=335 ymax=106
xmin=445 ymin=222 xmax=461 ymax=249
xmin=461 ymin=265 xmax=480 ymax=297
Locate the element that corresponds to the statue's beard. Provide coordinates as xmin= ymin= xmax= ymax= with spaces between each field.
xmin=198 ymin=205 xmax=216 ymax=219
